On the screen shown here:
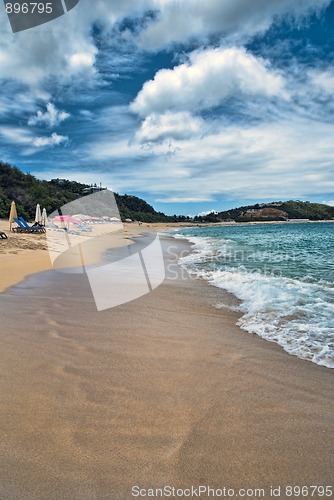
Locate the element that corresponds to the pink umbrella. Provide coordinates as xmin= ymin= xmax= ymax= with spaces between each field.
xmin=52 ymin=215 xmax=82 ymax=229
xmin=53 ymin=215 xmax=81 ymax=224
xmin=72 ymin=214 xmax=91 ymax=220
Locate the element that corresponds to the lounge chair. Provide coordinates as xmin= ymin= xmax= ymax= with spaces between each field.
xmin=47 ymin=221 xmax=81 ymax=235
xmin=0 ymin=231 xmax=8 ymax=239
xmin=77 ymin=223 xmax=92 ymax=232
xmin=19 ymin=217 xmax=46 ymax=233
xmin=12 ymin=217 xmax=45 ymax=233
xmin=12 ymin=217 xmax=28 ymax=233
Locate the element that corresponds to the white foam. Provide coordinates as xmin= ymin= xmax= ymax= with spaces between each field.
xmin=178 ymin=234 xmax=334 ymax=368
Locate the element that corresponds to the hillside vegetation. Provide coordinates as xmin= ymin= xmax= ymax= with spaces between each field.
xmin=0 ymin=161 xmax=174 ymax=223
xmin=196 ymin=201 xmax=334 ymax=222
xmin=2 ymin=162 xmax=333 ymax=224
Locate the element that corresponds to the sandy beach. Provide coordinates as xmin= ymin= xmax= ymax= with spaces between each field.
xmin=0 ymin=219 xmax=187 ymax=293
xmin=0 ymin=223 xmax=333 ymax=499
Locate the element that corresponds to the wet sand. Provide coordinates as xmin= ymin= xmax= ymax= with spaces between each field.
xmin=0 ymin=235 xmax=333 ymax=499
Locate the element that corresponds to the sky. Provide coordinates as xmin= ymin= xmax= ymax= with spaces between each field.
xmin=0 ymin=0 xmax=334 ymax=216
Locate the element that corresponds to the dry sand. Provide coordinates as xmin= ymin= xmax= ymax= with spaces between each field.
xmin=0 ymin=224 xmax=333 ymax=499
xmin=0 ymin=219 xmax=186 ymax=293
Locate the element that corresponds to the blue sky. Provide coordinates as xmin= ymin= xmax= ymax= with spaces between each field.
xmin=0 ymin=0 xmax=334 ymax=216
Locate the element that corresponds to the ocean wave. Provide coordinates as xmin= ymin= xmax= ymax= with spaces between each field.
xmin=176 ymin=233 xmax=334 ymax=368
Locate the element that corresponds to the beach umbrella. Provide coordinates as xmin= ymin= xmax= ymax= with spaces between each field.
xmin=35 ymin=203 xmax=42 ymax=224
xmin=9 ymin=200 xmax=18 ymax=231
xmin=52 ymin=215 xmax=81 ymax=228
xmin=53 ymin=215 xmax=81 ymax=224
xmin=73 ymin=214 xmax=90 ymax=221
xmin=41 ymin=208 xmax=48 ymax=226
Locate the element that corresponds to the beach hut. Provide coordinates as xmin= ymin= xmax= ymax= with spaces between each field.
xmin=9 ymin=200 xmax=18 ymax=231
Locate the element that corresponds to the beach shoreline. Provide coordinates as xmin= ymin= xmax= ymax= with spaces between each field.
xmin=1 ymin=217 xmax=333 ymax=294
xmin=0 ymin=220 xmax=189 ymax=294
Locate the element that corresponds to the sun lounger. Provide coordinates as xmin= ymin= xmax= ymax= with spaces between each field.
xmin=12 ymin=217 xmax=28 ymax=233
xmin=77 ymin=223 xmax=92 ymax=232
xmin=19 ymin=217 xmax=46 ymax=233
xmin=12 ymin=217 xmax=45 ymax=233
xmin=47 ymin=221 xmax=81 ymax=235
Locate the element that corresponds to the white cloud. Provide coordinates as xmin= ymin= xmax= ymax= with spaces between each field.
xmin=131 ymin=47 xmax=287 ymax=118
xmin=0 ymin=92 xmax=37 ymax=116
xmin=85 ymin=114 xmax=334 ymax=202
xmin=198 ymin=209 xmax=218 ymax=216
xmin=0 ymin=126 xmax=33 ymax=145
xmin=0 ymin=1 xmax=106 ymax=87
xmin=324 ymin=200 xmax=334 ymax=207
xmin=68 ymin=52 xmax=96 ymax=71
xmin=0 ymin=126 xmax=68 ymax=150
xmin=156 ymin=196 xmax=214 ymax=203
xmin=0 ymin=0 xmax=330 ymax=91
xmin=28 ymin=103 xmax=70 ymax=128
xmin=138 ymin=0 xmax=331 ymax=49
xmin=308 ymin=69 xmax=334 ymax=96
xmin=0 ymin=0 xmax=168 ymax=89
xmin=135 ymin=111 xmax=205 ymax=142
xmin=32 ymin=133 xmax=69 ymax=147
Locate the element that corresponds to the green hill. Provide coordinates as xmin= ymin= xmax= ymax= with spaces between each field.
xmin=0 ymin=161 xmax=173 ymax=223
xmin=197 ymin=201 xmax=334 ymax=223
xmin=3 ymin=162 xmax=333 ymax=224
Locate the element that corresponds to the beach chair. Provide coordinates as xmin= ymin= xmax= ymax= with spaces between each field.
xmin=77 ymin=223 xmax=92 ymax=232
xmin=19 ymin=217 xmax=46 ymax=233
xmin=0 ymin=231 xmax=8 ymax=239
xmin=12 ymin=217 xmax=28 ymax=233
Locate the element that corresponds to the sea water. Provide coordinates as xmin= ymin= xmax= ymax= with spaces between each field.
xmin=172 ymin=222 xmax=334 ymax=368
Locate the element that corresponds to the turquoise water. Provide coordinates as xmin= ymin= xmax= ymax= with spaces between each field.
xmin=172 ymin=222 xmax=334 ymax=368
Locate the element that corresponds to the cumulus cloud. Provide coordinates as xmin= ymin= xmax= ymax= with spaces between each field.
xmin=0 ymin=0 xmax=330 ymax=91
xmin=32 ymin=133 xmax=69 ymax=147
xmin=138 ymin=0 xmax=332 ymax=49
xmin=0 ymin=0 xmax=118 ymax=87
xmin=28 ymin=103 xmax=70 ymax=127
xmin=0 ymin=23 xmax=97 ymax=87
xmin=0 ymin=0 xmax=167 ymax=88
xmin=131 ymin=47 xmax=287 ymax=118
xmin=135 ymin=111 xmax=205 ymax=142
